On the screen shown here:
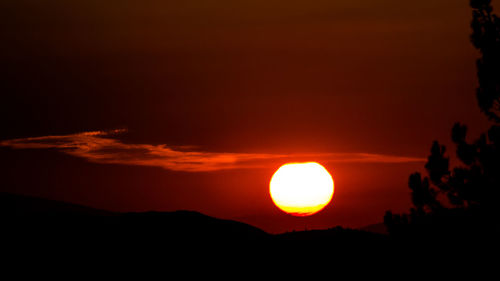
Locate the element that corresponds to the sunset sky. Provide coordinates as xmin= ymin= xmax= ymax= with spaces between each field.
xmin=0 ymin=0 xmax=492 ymax=233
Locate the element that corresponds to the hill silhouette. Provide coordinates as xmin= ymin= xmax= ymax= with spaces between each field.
xmin=1 ymin=192 xmax=270 ymax=242
xmin=3 ymin=194 xmax=494 ymax=269
xmin=1 ymin=192 xmax=114 ymax=216
xmin=360 ymin=222 xmax=388 ymax=234
xmin=1 ymin=192 xmax=386 ymax=247
xmin=2 ymin=193 xmax=487 ymax=274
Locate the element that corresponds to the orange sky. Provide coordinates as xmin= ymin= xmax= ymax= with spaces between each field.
xmin=0 ymin=0 xmax=493 ymax=233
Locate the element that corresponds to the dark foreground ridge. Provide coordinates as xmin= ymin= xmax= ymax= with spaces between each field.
xmin=1 ymin=192 xmax=384 ymax=245
xmin=3 ymin=191 xmax=498 ymax=267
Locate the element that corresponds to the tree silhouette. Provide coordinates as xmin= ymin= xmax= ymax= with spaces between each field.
xmin=384 ymin=0 xmax=500 ymax=238
xmin=471 ymin=0 xmax=500 ymax=122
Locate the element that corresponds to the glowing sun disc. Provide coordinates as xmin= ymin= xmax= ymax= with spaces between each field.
xmin=269 ymin=162 xmax=334 ymax=216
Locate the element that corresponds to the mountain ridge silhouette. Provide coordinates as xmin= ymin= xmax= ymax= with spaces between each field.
xmin=1 ymin=192 xmax=386 ymax=244
xmin=4 ymin=191 xmax=491 ymax=266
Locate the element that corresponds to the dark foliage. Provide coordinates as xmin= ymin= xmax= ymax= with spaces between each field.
xmin=384 ymin=0 xmax=500 ymax=243
xmin=471 ymin=0 xmax=500 ymax=122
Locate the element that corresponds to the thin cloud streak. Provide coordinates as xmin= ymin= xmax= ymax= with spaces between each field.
xmin=0 ymin=130 xmax=425 ymax=172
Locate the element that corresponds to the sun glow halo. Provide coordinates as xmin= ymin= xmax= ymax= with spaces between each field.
xmin=269 ymin=162 xmax=334 ymax=216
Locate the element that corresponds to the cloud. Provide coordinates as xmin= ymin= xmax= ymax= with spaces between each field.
xmin=0 ymin=130 xmax=425 ymax=172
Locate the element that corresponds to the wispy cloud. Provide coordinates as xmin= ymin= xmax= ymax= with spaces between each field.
xmin=0 ymin=130 xmax=425 ymax=172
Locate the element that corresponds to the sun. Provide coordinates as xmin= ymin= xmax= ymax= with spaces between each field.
xmin=269 ymin=162 xmax=334 ymax=216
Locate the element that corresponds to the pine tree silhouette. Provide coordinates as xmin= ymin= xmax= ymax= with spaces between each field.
xmin=384 ymin=0 xmax=500 ymax=240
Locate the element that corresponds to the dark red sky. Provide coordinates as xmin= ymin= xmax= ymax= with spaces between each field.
xmin=0 ymin=0 xmax=492 ymax=233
